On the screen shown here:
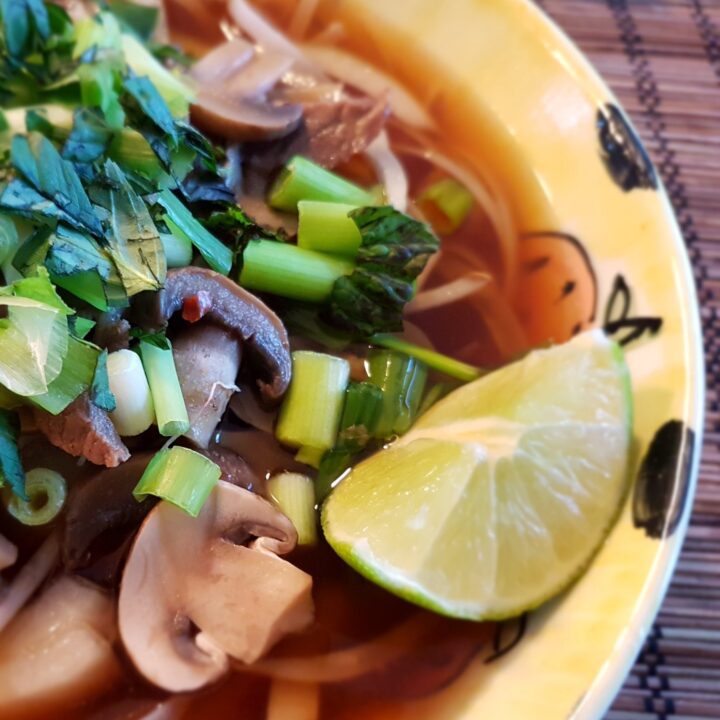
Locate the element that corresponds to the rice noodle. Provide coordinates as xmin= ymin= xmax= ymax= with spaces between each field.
xmin=407 ymin=272 xmax=491 ymax=314
xmin=228 ymin=0 xmax=304 ymax=59
xmin=301 ymin=45 xmax=434 ymax=130
xmin=266 ymin=679 xmax=320 ymax=720
xmin=310 ymin=21 xmax=345 ymax=45
xmin=364 ymin=131 xmax=408 ymax=212
xmin=236 ymin=613 xmax=441 ymax=683
xmin=0 ymin=534 xmax=18 ymax=572
xmin=288 ymin=0 xmax=321 ymax=40
xmin=394 ymin=142 xmax=517 ymax=296
xmin=0 ymin=534 xmax=59 ymax=632
xmin=471 ymin=280 xmax=528 ymax=360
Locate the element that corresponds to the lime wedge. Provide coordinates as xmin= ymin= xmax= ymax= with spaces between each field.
xmin=322 ymin=330 xmax=633 ymax=620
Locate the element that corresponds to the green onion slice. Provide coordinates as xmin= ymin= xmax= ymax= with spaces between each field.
xmin=3 ymin=468 xmax=67 ymax=526
xmin=133 ymin=446 xmax=221 ymax=517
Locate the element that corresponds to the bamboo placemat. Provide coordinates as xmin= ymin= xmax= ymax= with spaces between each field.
xmin=535 ymin=1 xmax=719 ymax=717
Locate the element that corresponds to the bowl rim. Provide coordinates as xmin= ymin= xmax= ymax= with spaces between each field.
xmin=518 ymin=2 xmax=706 ymax=717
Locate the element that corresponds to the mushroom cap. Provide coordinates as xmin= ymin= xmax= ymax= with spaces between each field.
xmin=131 ymin=268 xmax=292 ymax=405
xmin=119 ymin=481 xmax=313 ymax=693
xmin=191 ymin=92 xmax=303 ymax=142
xmin=189 ymin=38 xmax=303 ymax=142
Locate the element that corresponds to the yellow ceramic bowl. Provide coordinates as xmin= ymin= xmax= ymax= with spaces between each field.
xmin=246 ymin=0 xmax=704 ymax=716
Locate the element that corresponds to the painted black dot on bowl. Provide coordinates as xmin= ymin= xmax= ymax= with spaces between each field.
xmin=597 ymin=103 xmax=658 ymax=192
xmin=633 ymin=420 xmax=695 ymax=539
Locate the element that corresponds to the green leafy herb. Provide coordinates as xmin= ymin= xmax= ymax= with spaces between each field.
xmin=100 ymin=159 xmax=165 ymax=295
xmin=123 ymin=72 xmax=178 ymax=144
xmin=78 ymin=59 xmax=125 ymax=129
xmin=206 ymin=204 xmax=282 ymax=252
xmin=326 ymin=207 xmax=439 ymax=336
xmin=1 ymin=0 xmax=49 ymax=58
xmin=107 ymin=0 xmax=158 ymax=41
xmin=90 ymin=348 xmax=116 ymax=411
xmin=129 ymin=327 xmax=170 ymax=350
xmin=70 ymin=315 xmax=95 ymax=339
xmin=7 ymin=132 xmax=103 ymax=236
xmin=63 ymin=107 xmax=113 ymax=164
xmin=0 ymin=409 xmax=25 ymax=499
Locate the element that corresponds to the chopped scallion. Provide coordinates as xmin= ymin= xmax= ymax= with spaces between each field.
xmin=239 ymin=240 xmax=353 ymax=303
xmin=160 ymin=225 xmax=193 ymax=268
xmin=367 ymin=350 xmax=428 ymax=437
xmin=337 ymin=381 xmax=383 ymax=450
xmin=297 ymin=201 xmax=361 ymax=258
xmin=370 ymin=334 xmax=484 ymax=383
xmin=417 ymin=178 xmax=474 ymax=234
xmin=268 ymin=472 xmax=317 ymax=546
xmin=315 ymin=449 xmax=353 ymax=503
xmin=133 ymin=446 xmax=221 ymax=517
xmin=268 ymin=156 xmax=375 ymax=211
xmin=276 ymin=352 xmax=350 ymax=451
xmin=139 ymin=339 xmax=190 ymax=436
xmin=3 ymin=468 xmax=66 ymax=526
xmin=106 ymin=349 xmax=155 ymax=436
xmin=156 ymin=190 xmax=233 ymax=276
xmin=295 ymin=446 xmax=325 ymax=468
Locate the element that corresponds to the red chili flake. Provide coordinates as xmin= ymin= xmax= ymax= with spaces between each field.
xmin=182 ymin=291 xmax=213 ymax=323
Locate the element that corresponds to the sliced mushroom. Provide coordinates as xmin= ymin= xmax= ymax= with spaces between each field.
xmin=62 ymin=454 xmax=158 ymax=587
xmin=0 ymin=575 xmax=120 ymax=719
xmin=191 ymin=91 xmax=303 ymax=142
xmin=172 ymin=323 xmax=242 ymax=448
xmin=131 ymin=267 xmax=291 ymax=405
xmin=119 ymin=481 xmax=313 ymax=692
xmin=0 ymin=534 xmax=18 ymax=571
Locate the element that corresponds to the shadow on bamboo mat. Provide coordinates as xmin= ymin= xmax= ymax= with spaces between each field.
xmin=536 ymin=1 xmax=720 ymax=718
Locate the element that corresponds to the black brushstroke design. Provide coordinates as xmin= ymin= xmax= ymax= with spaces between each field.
xmin=603 ymin=274 xmax=663 ymax=346
xmin=597 ymin=103 xmax=658 ymax=191
xmin=485 ymin=613 xmax=528 ymax=663
xmin=633 ymin=420 xmax=695 ymax=539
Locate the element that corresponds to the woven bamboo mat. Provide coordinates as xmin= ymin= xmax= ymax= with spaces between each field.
xmin=534 ymin=0 xmax=720 ymax=717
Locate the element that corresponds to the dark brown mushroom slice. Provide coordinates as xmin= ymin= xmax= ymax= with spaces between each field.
xmin=62 ymin=454 xmax=157 ymax=587
xmin=191 ymin=90 xmax=304 ymax=142
xmin=131 ymin=267 xmax=291 ymax=406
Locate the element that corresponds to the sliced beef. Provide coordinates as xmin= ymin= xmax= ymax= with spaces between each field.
xmin=62 ymin=454 xmax=156 ymax=587
xmin=243 ymin=93 xmax=389 ymax=192
xmin=33 ymin=394 xmax=130 ymax=468
xmin=92 ymin=309 xmax=131 ymax=353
